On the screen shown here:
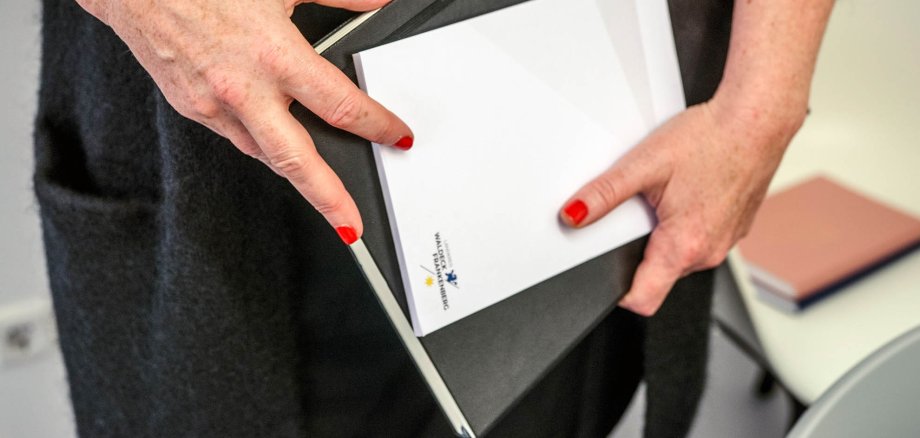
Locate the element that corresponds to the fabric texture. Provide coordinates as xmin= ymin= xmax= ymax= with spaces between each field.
xmin=35 ymin=1 xmax=731 ymax=437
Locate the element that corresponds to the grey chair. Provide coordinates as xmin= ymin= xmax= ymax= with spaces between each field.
xmin=712 ymin=262 xmax=809 ymax=425
xmin=786 ymin=324 xmax=920 ymax=438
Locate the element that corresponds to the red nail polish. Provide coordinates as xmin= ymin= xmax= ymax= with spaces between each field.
xmin=563 ymin=200 xmax=588 ymax=226
xmin=336 ymin=226 xmax=358 ymax=245
xmin=394 ymin=136 xmax=414 ymax=150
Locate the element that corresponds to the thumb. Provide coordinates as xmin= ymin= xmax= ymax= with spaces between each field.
xmin=559 ymin=145 xmax=664 ymax=228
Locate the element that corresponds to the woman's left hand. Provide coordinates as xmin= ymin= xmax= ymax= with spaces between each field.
xmin=559 ymin=95 xmax=805 ymax=316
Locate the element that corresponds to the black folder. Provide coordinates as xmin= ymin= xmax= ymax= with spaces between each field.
xmin=292 ymin=2 xmax=648 ymax=435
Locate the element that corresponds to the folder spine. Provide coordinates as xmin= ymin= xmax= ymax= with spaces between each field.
xmin=349 ymin=240 xmax=475 ymax=438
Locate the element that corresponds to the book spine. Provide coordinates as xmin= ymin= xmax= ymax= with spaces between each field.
xmin=745 ymin=262 xmax=798 ymax=299
xmin=754 ymin=286 xmax=802 ymax=313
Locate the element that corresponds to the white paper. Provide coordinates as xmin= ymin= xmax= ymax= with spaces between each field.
xmin=634 ymin=0 xmax=687 ymax=123
xmin=355 ymin=0 xmax=684 ymax=336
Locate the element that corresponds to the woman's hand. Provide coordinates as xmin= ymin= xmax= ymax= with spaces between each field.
xmin=559 ymin=0 xmax=833 ymax=316
xmin=560 ymin=94 xmax=805 ymax=316
xmin=75 ymin=0 xmax=411 ymax=244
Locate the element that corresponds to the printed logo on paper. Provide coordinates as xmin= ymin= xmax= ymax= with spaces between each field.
xmin=420 ymin=232 xmax=459 ymax=311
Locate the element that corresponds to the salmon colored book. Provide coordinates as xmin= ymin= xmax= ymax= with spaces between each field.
xmin=738 ymin=175 xmax=920 ymax=312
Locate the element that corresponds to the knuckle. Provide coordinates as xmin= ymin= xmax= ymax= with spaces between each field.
xmin=256 ymin=42 xmax=299 ymax=81
xmin=205 ymin=71 xmax=249 ymax=112
xmin=170 ymin=104 xmax=196 ymax=121
xmin=268 ymin=150 xmax=311 ymax=180
xmin=188 ymin=97 xmax=222 ymax=120
xmin=591 ymin=174 xmax=622 ymax=208
xmin=680 ymin=234 xmax=708 ymax=267
xmin=313 ymin=195 xmax=346 ymax=216
xmin=256 ymin=43 xmax=286 ymax=71
xmin=237 ymin=143 xmax=263 ymax=159
xmin=325 ymin=92 xmax=366 ymax=130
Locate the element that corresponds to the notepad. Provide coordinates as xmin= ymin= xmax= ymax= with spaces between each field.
xmin=355 ymin=0 xmax=685 ymax=335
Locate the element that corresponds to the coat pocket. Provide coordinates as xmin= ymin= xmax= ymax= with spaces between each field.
xmin=33 ymin=172 xmax=159 ymax=434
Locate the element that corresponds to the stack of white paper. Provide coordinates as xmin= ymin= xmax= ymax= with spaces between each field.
xmin=354 ymin=0 xmax=685 ymax=336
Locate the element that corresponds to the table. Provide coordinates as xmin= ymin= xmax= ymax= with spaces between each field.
xmin=724 ymin=0 xmax=920 ymax=405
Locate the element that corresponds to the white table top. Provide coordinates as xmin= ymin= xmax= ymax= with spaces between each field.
xmin=727 ymin=0 xmax=920 ymax=404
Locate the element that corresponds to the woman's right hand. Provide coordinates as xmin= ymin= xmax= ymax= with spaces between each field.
xmin=75 ymin=0 xmax=413 ymax=244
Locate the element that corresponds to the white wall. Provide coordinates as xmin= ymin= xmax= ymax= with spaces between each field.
xmin=0 ymin=0 xmax=77 ymax=436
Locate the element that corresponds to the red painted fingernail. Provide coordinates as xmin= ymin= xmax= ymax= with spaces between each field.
xmin=562 ymin=200 xmax=589 ymax=226
xmin=394 ymin=136 xmax=414 ymax=150
xmin=336 ymin=226 xmax=358 ymax=245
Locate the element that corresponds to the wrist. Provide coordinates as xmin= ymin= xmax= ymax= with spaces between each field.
xmin=710 ymin=76 xmax=808 ymax=147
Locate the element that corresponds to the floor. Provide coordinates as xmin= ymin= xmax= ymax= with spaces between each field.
xmin=610 ymin=327 xmax=792 ymax=438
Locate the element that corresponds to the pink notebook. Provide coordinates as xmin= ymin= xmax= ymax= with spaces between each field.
xmin=739 ymin=176 xmax=920 ymax=312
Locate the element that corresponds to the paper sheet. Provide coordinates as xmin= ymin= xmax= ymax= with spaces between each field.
xmin=355 ymin=0 xmax=684 ymax=335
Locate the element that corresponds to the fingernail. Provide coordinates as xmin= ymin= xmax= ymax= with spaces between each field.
xmin=336 ymin=226 xmax=358 ymax=245
xmin=562 ymin=200 xmax=588 ymax=226
xmin=394 ymin=136 xmax=414 ymax=150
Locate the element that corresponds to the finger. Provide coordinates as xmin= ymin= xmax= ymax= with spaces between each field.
xmin=283 ymin=46 xmax=414 ymax=149
xmin=221 ymin=117 xmax=287 ymax=177
xmin=200 ymin=114 xmax=286 ymax=177
xmin=308 ymin=0 xmax=391 ymax=12
xmin=617 ymin=226 xmax=684 ymax=317
xmin=203 ymin=114 xmax=261 ymax=156
xmin=559 ymin=143 xmax=666 ymax=228
xmin=239 ymin=100 xmax=363 ymax=244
